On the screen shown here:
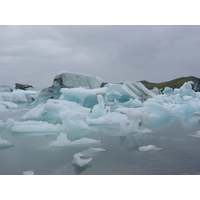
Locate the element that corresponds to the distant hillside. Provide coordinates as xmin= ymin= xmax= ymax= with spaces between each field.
xmin=139 ymin=76 xmax=200 ymax=91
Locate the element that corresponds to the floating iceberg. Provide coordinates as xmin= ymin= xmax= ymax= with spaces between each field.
xmin=72 ymin=153 xmax=93 ymax=167
xmin=50 ymin=132 xmax=100 ymax=147
xmin=187 ymin=131 xmax=200 ymax=138
xmin=139 ymin=145 xmax=163 ymax=152
xmin=122 ymin=81 xmax=155 ymax=100
xmin=0 ymin=85 xmax=13 ymax=92
xmin=77 ymin=147 xmax=105 ymax=157
xmin=33 ymin=71 xmax=104 ymax=104
xmin=0 ymin=137 xmax=14 ymax=148
xmin=87 ymin=112 xmax=128 ymax=125
xmin=72 ymin=147 xmax=105 ymax=167
xmin=60 ymin=87 xmax=108 ymax=108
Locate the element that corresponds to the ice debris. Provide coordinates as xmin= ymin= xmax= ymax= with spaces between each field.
xmin=187 ymin=131 xmax=200 ymax=138
xmin=73 ymin=153 xmax=93 ymax=167
xmin=23 ymin=170 xmax=34 ymax=175
xmin=72 ymin=147 xmax=105 ymax=167
xmin=50 ymin=132 xmax=100 ymax=147
xmin=139 ymin=145 xmax=163 ymax=152
xmin=0 ymin=137 xmax=14 ymax=148
xmin=77 ymin=147 xmax=105 ymax=157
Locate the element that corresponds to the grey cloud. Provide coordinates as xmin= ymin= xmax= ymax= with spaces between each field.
xmin=0 ymin=25 xmax=200 ymax=89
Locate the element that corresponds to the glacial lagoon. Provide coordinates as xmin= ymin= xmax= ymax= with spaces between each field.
xmin=1 ymin=72 xmax=200 ymax=175
xmin=1 ymin=104 xmax=200 ymax=175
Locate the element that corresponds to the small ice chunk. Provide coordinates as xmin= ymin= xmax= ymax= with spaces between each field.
xmin=0 ymin=137 xmax=14 ymax=148
xmin=72 ymin=153 xmax=93 ymax=167
xmin=139 ymin=145 xmax=163 ymax=152
xmin=50 ymin=132 xmax=100 ymax=147
xmin=23 ymin=170 xmax=34 ymax=175
xmin=187 ymin=131 xmax=200 ymax=138
xmin=78 ymin=147 xmax=105 ymax=157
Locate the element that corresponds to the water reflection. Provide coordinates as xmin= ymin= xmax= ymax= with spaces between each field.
xmin=73 ymin=163 xmax=92 ymax=175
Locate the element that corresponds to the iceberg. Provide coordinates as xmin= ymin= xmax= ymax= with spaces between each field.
xmin=89 ymin=95 xmax=107 ymax=118
xmin=50 ymin=132 xmax=100 ymax=147
xmin=163 ymin=87 xmax=173 ymax=96
xmin=10 ymin=120 xmax=62 ymax=133
xmin=187 ymin=131 xmax=200 ymax=138
xmin=0 ymin=137 xmax=14 ymax=148
xmin=87 ymin=112 xmax=128 ymax=125
xmin=0 ymin=101 xmax=19 ymax=109
xmin=77 ymin=147 xmax=105 ymax=157
xmin=72 ymin=147 xmax=105 ymax=167
xmin=142 ymin=102 xmax=175 ymax=129
xmin=72 ymin=153 xmax=93 ymax=167
xmin=116 ymin=107 xmax=150 ymax=132
xmin=139 ymin=145 xmax=163 ymax=152
xmin=60 ymin=87 xmax=108 ymax=108
xmin=59 ymin=110 xmax=90 ymax=132
xmin=33 ymin=71 xmax=104 ymax=104
xmin=0 ymin=85 xmax=13 ymax=92
xmin=122 ymin=81 xmax=155 ymax=100
xmin=179 ymin=81 xmax=196 ymax=98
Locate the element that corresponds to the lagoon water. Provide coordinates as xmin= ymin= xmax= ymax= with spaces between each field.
xmin=1 ymin=104 xmax=200 ymax=175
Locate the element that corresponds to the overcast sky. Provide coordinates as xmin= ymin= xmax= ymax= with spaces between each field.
xmin=0 ymin=25 xmax=200 ymax=90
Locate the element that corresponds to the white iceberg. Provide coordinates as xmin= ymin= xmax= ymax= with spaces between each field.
xmin=0 ymin=92 xmax=27 ymax=103
xmin=0 ymin=137 xmax=14 ymax=148
xmin=122 ymin=81 xmax=155 ymax=100
xmin=72 ymin=147 xmax=105 ymax=167
xmin=87 ymin=112 xmax=128 ymax=125
xmin=72 ymin=153 xmax=93 ymax=167
xmin=77 ymin=147 xmax=105 ymax=157
xmin=10 ymin=120 xmax=62 ymax=133
xmin=139 ymin=145 xmax=163 ymax=152
xmin=60 ymin=87 xmax=108 ymax=108
xmin=89 ymin=95 xmax=107 ymax=118
xmin=187 ymin=131 xmax=200 ymax=138
xmin=0 ymin=101 xmax=19 ymax=109
xmin=54 ymin=71 xmax=104 ymax=89
xmin=33 ymin=71 xmax=104 ymax=104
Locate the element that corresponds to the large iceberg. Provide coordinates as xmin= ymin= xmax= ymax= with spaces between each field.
xmin=33 ymin=71 xmax=104 ymax=104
